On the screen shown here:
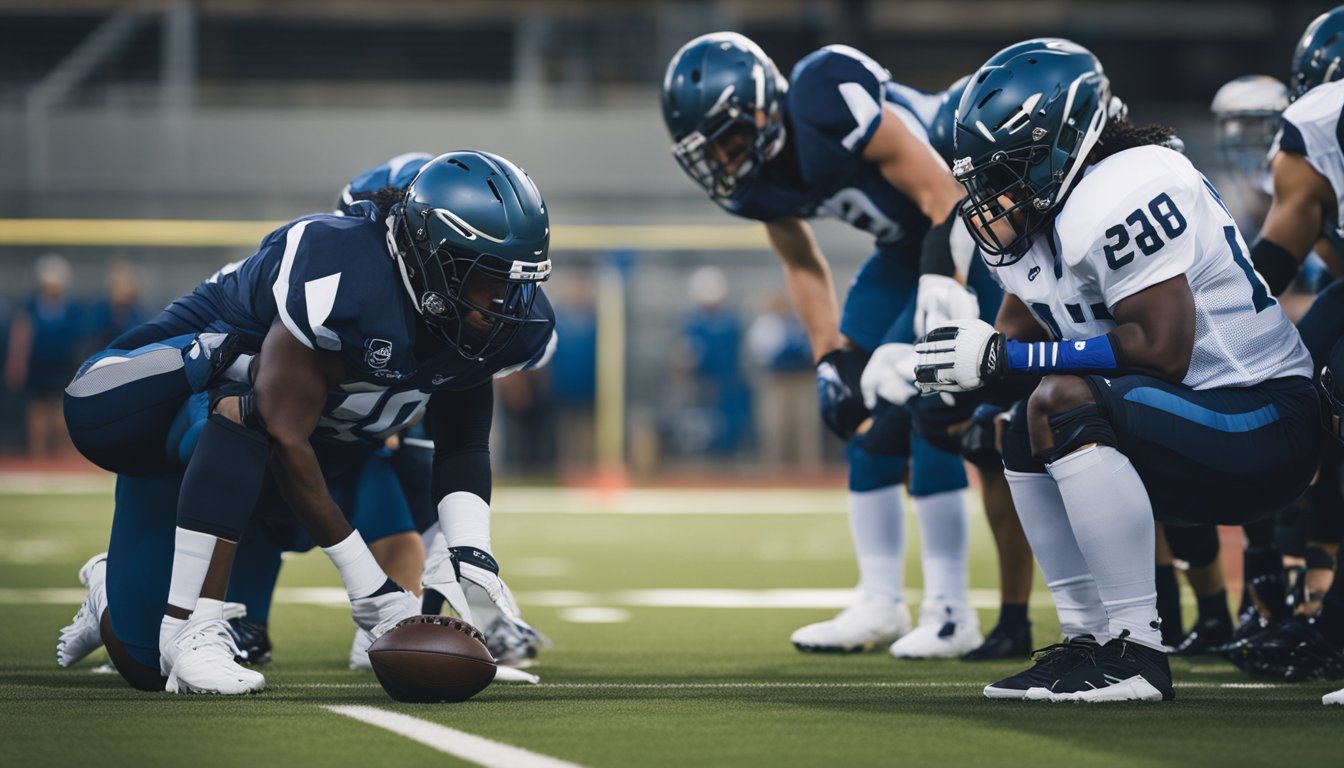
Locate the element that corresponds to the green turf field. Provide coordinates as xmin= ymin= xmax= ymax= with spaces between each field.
xmin=1 ymin=482 xmax=1339 ymax=767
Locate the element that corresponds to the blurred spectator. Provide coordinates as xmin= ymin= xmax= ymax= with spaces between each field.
xmin=85 ymin=261 xmax=146 ymax=353
xmin=746 ymin=292 xmax=822 ymax=471
xmin=549 ymin=279 xmax=598 ymax=470
xmin=669 ymin=266 xmax=751 ymax=455
xmin=5 ymin=254 xmax=84 ymax=459
xmin=495 ymin=369 xmax=557 ymax=473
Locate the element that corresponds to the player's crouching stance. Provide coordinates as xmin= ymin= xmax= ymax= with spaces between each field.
xmin=56 ymin=151 xmax=555 ymax=694
xmin=903 ymin=41 xmax=1323 ymax=701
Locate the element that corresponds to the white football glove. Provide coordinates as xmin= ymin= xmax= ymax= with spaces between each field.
xmin=913 ymin=318 xmax=1005 ymax=393
xmin=350 ymin=588 xmax=420 ymax=639
xmin=860 ymin=343 xmax=918 ymax=410
xmin=914 ymin=274 xmax=981 ymax=339
xmin=454 ymin=548 xmax=551 ymax=667
xmin=421 ymin=540 xmax=476 ymax=626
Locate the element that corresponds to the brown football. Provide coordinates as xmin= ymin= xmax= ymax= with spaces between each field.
xmin=367 ymin=615 xmax=497 ymax=702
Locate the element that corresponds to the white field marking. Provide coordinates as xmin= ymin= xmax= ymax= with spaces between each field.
xmin=0 ymin=538 xmax=74 ymax=564
xmin=0 ymin=679 xmax=1297 ymax=692
xmin=0 ymin=586 xmax=1045 ymax=611
xmin=558 ymin=607 xmax=630 ymax=623
xmin=324 ymin=705 xmax=582 ymax=768
xmin=0 ymin=473 xmax=114 ymax=494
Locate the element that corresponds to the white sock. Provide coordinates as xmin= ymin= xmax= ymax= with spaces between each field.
xmin=440 ymin=491 xmax=492 ymax=552
xmin=193 ymin=597 xmax=225 ymax=622
xmin=159 ymin=616 xmax=186 ymax=655
xmin=848 ymin=486 xmax=906 ymax=602
xmin=1047 ymin=446 xmax=1163 ymax=651
xmin=1005 ymin=469 xmax=1109 ymax=642
xmin=322 ymin=530 xmax=389 ymax=601
xmin=166 ymin=527 xmax=216 ymax=612
xmin=912 ymin=490 xmax=969 ymax=616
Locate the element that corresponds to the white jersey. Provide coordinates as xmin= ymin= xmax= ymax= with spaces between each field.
xmin=989 ymin=145 xmax=1311 ymax=390
xmin=1274 ymin=79 xmax=1344 ymax=238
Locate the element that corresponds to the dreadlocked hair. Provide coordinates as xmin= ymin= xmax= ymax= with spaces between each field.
xmin=347 ymin=186 xmax=407 ymax=218
xmin=1090 ymin=117 xmax=1178 ymax=162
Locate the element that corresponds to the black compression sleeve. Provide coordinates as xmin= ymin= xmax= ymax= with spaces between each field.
xmin=918 ymin=200 xmax=964 ymax=277
xmin=1250 ymin=238 xmax=1300 ymax=296
xmin=426 ymin=382 xmax=494 ymax=504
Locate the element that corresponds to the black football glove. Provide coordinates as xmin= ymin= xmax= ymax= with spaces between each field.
xmin=816 ymin=347 xmax=871 ymax=439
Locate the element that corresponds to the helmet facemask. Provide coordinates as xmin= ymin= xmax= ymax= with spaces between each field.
xmin=954 ymin=59 xmax=1109 ymax=266
xmin=391 ymin=204 xmax=550 ymax=361
xmin=672 ymin=105 xmax=783 ymax=201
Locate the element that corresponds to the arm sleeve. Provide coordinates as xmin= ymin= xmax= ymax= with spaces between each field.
xmin=426 ymin=381 xmax=493 ymax=504
xmin=789 ymin=48 xmax=889 ymax=185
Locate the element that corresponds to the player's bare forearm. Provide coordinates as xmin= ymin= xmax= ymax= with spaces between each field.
xmin=1108 ymin=275 xmax=1196 ymax=383
xmin=254 ymin=321 xmax=352 ymax=547
xmin=863 ymin=105 xmax=965 ymax=224
xmin=995 ymin=293 xmax=1052 ymax=342
xmin=765 ymin=217 xmax=844 ymax=359
xmin=1260 ymin=152 xmax=1331 ymax=260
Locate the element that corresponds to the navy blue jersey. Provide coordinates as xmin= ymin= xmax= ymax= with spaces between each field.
xmin=336 ymin=152 xmax=434 ymax=213
xmin=720 ymin=46 xmax=945 ymax=263
xmin=182 ymin=207 xmax=555 ymax=444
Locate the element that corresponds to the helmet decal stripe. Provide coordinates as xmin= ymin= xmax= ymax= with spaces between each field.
xmin=433 ymin=208 xmax=505 ymax=244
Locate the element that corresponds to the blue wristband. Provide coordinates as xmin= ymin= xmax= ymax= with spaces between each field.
xmin=1005 ymin=335 xmax=1120 ymax=374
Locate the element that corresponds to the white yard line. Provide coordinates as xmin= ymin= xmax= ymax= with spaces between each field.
xmin=323 ymin=705 xmax=582 ymax=768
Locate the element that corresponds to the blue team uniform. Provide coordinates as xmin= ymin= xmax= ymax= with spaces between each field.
xmin=718 ymin=46 xmax=1001 ymax=494
xmin=64 ymin=202 xmax=554 ymax=666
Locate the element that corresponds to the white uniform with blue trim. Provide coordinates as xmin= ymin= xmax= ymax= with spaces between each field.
xmin=988 ymin=145 xmax=1311 ymax=389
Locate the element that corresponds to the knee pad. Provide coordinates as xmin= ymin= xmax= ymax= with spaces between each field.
xmin=1001 ymin=400 xmax=1045 ymax=474
xmin=1163 ymin=524 xmax=1220 ymax=569
xmin=1034 ymin=403 xmax=1117 ymax=465
xmin=176 ymin=414 xmax=273 ymax=541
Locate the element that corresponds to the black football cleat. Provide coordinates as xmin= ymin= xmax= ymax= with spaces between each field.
xmin=983 ymin=637 xmax=1099 ymax=699
xmin=1174 ymin=616 xmax=1234 ymax=656
xmin=226 ymin=617 xmax=273 ymax=666
xmin=964 ymin=621 xmax=1033 ymax=661
xmin=1229 ymin=617 xmax=1344 ymax=681
xmin=1024 ymin=632 xmax=1175 ymax=702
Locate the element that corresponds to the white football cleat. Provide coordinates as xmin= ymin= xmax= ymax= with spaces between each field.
xmin=56 ymin=552 xmax=108 ymax=668
xmin=790 ymin=592 xmax=912 ymax=653
xmin=349 ymin=628 xmax=373 ymax=671
xmin=1325 ymin=687 xmax=1344 ymax=706
xmin=351 ymin=587 xmax=420 ymax=639
xmin=161 ymin=617 xmax=265 ymax=695
xmin=889 ymin=604 xmax=983 ymax=659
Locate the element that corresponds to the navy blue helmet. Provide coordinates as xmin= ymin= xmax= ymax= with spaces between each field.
xmin=952 ymin=39 xmax=1110 ymax=265
xmin=389 ymin=151 xmax=552 ymax=361
xmin=1291 ymin=7 xmax=1344 ymax=99
xmin=928 ymin=74 xmax=971 ymax=166
xmin=661 ymin=32 xmax=788 ymax=200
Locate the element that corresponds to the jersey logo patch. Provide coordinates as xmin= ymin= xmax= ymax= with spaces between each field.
xmin=1028 ymin=266 xmax=1040 ymax=281
xmin=365 ymin=338 xmax=393 ymax=369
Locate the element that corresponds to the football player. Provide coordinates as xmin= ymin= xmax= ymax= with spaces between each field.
xmin=663 ymin=33 xmax=1004 ymax=658
xmin=218 ymin=151 xmax=549 ymax=671
xmin=912 ymin=39 xmax=1321 ymax=701
xmin=1217 ymin=7 xmax=1344 ymax=691
xmin=56 ymin=151 xmax=555 ymax=694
